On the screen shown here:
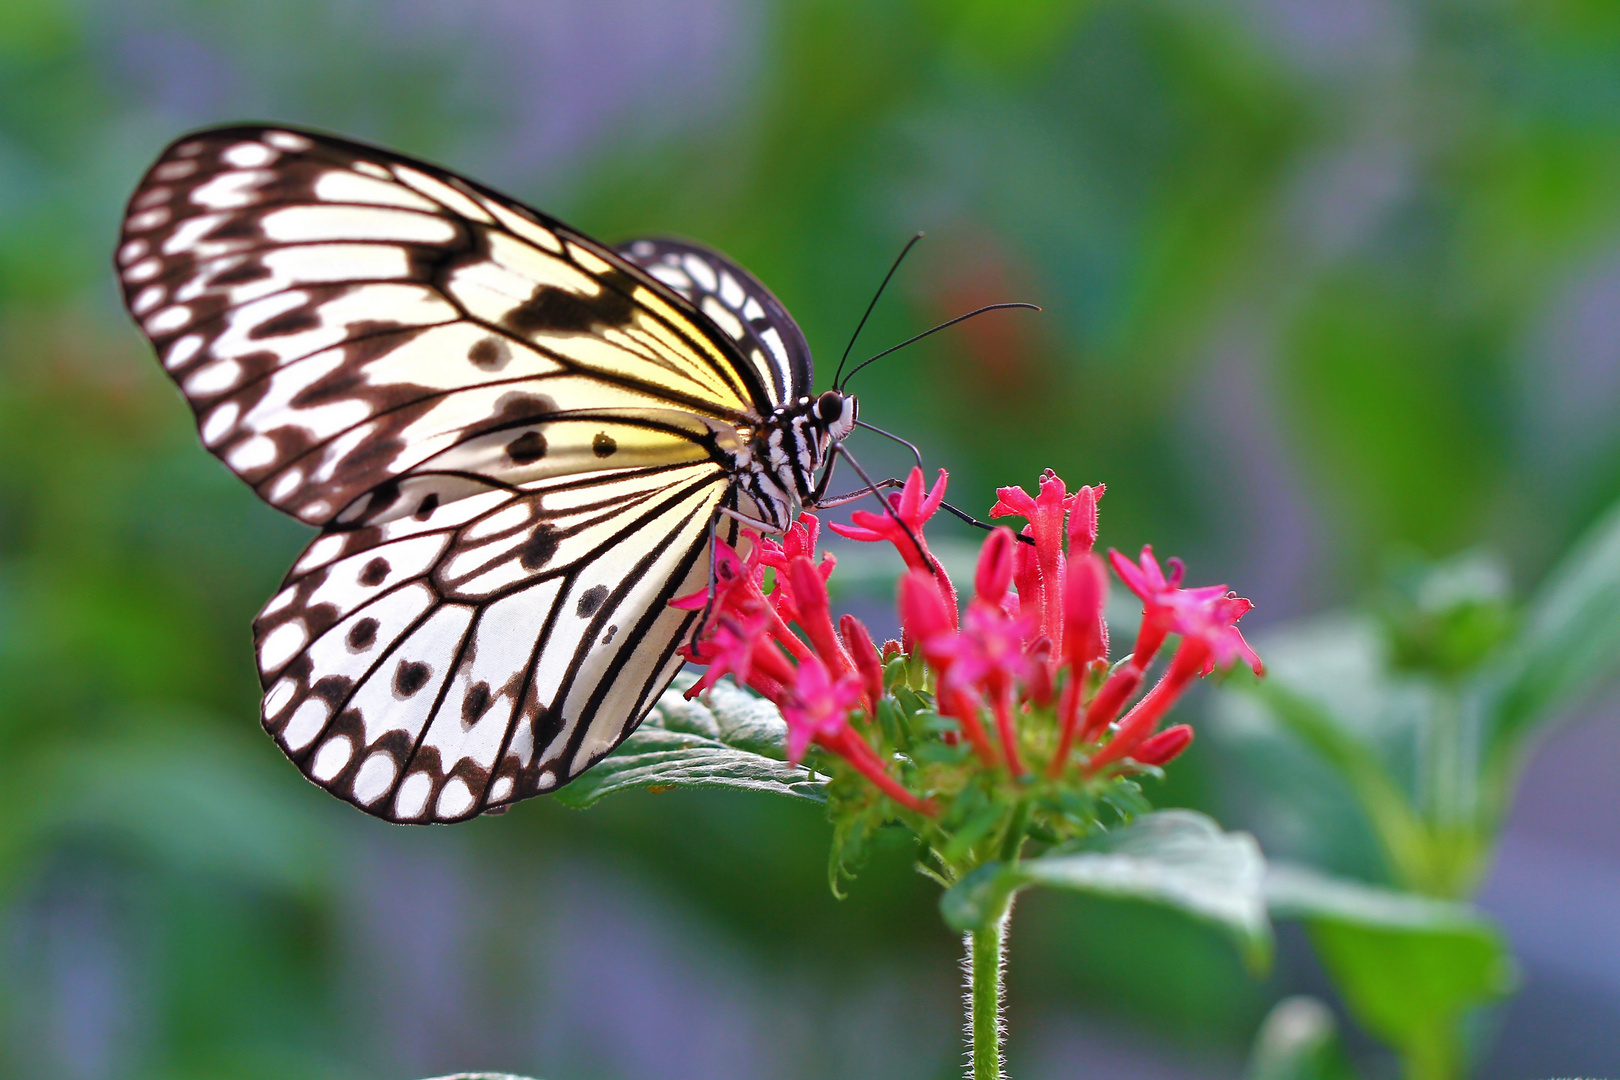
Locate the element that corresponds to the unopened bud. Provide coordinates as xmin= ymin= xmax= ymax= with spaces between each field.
xmin=1133 ymin=724 xmax=1194 ymax=766
xmin=975 ymin=527 xmax=1017 ymax=604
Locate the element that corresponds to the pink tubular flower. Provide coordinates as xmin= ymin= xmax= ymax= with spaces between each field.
xmin=782 ymin=656 xmax=932 ymax=814
xmin=757 ymin=514 xmax=836 ymax=628
xmin=975 ymin=527 xmax=1017 ymax=606
xmin=671 ymin=533 xmax=761 ymax=615
xmin=1062 ymin=553 xmax=1109 ymax=672
xmin=1025 ymin=637 xmax=1054 ymax=706
xmin=899 ymin=567 xmax=958 ymax=668
xmin=1085 ymin=579 xmax=1259 ymax=775
xmin=1108 ymin=545 xmax=1208 ymax=668
xmin=673 ymin=535 xmax=809 ymax=663
xmin=788 ymin=556 xmax=855 ymax=680
xmin=947 ymin=599 xmax=1037 ymax=776
xmin=672 ymin=466 xmax=1259 ymax=818
xmin=1085 ymin=645 xmax=1205 ymax=774
xmin=990 ymin=470 xmax=1071 ymax=656
xmin=1172 ymin=592 xmax=1263 ymax=676
xmin=831 ymin=467 xmax=958 ymax=626
xmin=681 ymin=609 xmax=796 ymax=703
xmin=781 ymin=654 xmax=864 ymax=765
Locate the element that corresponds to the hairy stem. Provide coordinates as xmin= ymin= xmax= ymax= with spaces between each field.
xmin=966 ymin=906 xmax=1011 ymax=1079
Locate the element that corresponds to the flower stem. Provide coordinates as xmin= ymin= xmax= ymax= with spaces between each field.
xmin=966 ymin=905 xmax=1010 ymax=1079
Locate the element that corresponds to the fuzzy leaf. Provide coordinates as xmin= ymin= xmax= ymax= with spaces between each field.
xmin=941 ymin=810 xmax=1272 ymax=969
xmin=1265 ymin=863 xmax=1516 ymax=1055
xmin=552 ymin=675 xmax=827 ymax=808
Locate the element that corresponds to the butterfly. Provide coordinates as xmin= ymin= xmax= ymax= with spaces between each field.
xmin=116 ymin=125 xmax=870 ymax=823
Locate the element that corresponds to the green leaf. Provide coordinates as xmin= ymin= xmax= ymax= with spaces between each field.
xmin=1243 ymin=679 xmax=1430 ymax=890
xmin=1480 ymin=497 xmax=1620 ymax=766
xmin=1265 ymin=862 xmax=1516 ymax=1060
xmin=940 ymin=811 xmax=1272 ymax=970
xmin=552 ymin=676 xmax=827 ymax=809
xmin=1245 ymin=996 xmax=1358 ymax=1080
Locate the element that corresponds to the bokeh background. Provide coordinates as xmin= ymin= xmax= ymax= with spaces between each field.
xmin=2 ymin=1 xmax=1619 ymax=1077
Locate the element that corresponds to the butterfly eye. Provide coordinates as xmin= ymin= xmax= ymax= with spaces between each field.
xmin=815 ymin=391 xmax=845 ymax=423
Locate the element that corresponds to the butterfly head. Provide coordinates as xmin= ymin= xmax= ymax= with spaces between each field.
xmin=815 ymin=389 xmax=858 ymax=443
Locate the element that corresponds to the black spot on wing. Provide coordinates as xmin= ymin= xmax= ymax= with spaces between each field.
xmin=505 ymin=430 xmax=546 ymax=464
xmin=503 ymin=275 xmax=634 ymax=336
xmin=518 ymin=524 xmax=559 ymax=570
xmin=467 ymin=336 xmax=509 ymax=370
xmin=461 ymin=682 xmax=491 ymax=726
xmin=359 ymin=557 xmax=390 ymax=586
xmin=592 ymin=431 xmax=617 ymax=458
xmin=347 ymin=617 xmax=379 ymax=652
xmin=575 ymin=585 xmax=609 ymax=618
xmin=393 ymin=660 xmax=430 ymax=698
xmin=414 ymin=493 xmax=439 ymax=520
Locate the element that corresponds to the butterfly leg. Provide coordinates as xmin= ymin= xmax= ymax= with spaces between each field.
xmin=817 ymin=476 xmax=1034 ymax=543
xmin=688 ymin=512 xmax=725 ymax=650
xmin=687 ymin=504 xmax=784 ymax=650
xmin=829 ymin=445 xmax=930 ymax=566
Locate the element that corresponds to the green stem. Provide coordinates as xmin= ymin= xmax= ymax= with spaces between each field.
xmin=1402 ymin=1020 xmax=1463 ymax=1080
xmin=967 ymin=905 xmax=1010 ymax=1079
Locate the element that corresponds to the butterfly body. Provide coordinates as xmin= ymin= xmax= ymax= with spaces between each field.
xmin=117 ymin=125 xmax=853 ymax=822
xmin=733 ymin=390 xmax=857 ymax=532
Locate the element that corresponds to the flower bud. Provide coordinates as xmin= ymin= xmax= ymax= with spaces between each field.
xmin=975 ymin=527 xmax=1017 ymax=605
xmin=1025 ymin=636 xmax=1054 ymax=706
xmin=840 ymin=613 xmax=886 ymax=708
xmin=1133 ymin=723 xmax=1194 ymax=767
xmin=789 ymin=556 xmax=853 ymax=677
xmin=1067 ymin=484 xmax=1104 ymax=553
xmin=900 ymin=567 xmax=955 ymax=644
xmin=1063 ymin=553 xmax=1109 ymax=669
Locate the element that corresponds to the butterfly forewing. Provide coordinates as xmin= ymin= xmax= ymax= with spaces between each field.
xmin=117 ymin=126 xmax=779 ymax=526
xmin=117 ymin=124 xmax=808 ymax=819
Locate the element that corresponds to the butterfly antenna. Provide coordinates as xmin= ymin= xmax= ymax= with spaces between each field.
xmin=841 ymin=302 xmax=1040 ymax=389
xmin=833 ymin=232 xmax=925 ymax=390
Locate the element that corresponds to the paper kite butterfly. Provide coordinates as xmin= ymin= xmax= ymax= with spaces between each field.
xmin=116 ymin=125 xmax=866 ymax=823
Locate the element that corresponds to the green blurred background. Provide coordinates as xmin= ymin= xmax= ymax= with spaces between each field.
xmin=2 ymin=0 xmax=1619 ymax=1077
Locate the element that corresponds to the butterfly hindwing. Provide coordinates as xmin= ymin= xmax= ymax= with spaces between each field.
xmin=117 ymin=125 xmax=779 ymax=527
xmin=616 ymin=238 xmax=814 ymax=407
xmin=255 ymin=461 xmax=734 ymax=821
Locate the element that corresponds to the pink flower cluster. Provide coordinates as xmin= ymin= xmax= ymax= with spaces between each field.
xmin=676 ymin=467 xmax=1262 ymax=810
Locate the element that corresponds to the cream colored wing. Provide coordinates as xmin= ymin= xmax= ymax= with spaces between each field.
xmin=116 ymin=125 xmax=777 ymax=528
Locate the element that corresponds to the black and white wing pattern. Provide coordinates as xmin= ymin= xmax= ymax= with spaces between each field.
xmin=254 ymin=462 xmax=732 ymax=820
xmin=115 ymin=125 xmax=801 ymax=821
xmin=616 ymin=238 xmax=813 ymax=408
